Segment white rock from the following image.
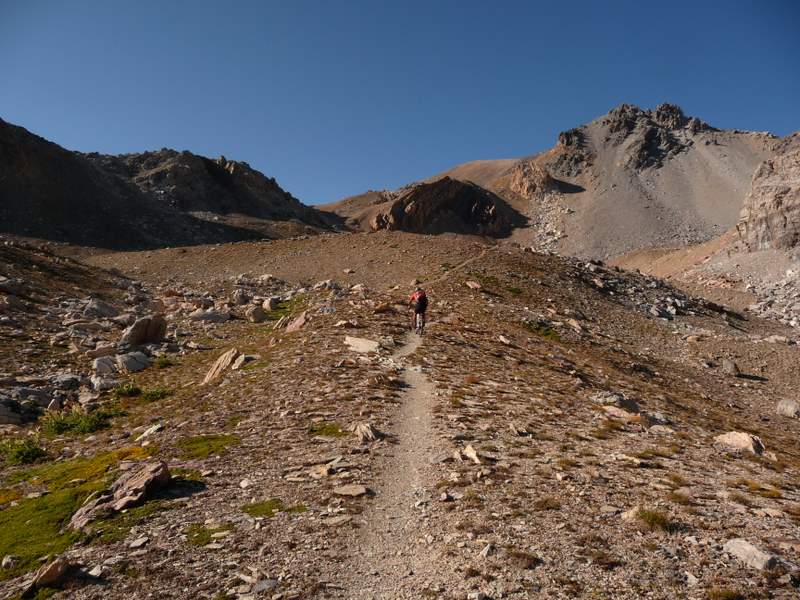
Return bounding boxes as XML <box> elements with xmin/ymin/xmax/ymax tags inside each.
<box><xmin>93</xmin><ymin>356</ymin><xmax>117</xmax><ymax>376</ymax></box>
<box><xmin>723</xmin><ymin>538</ymin><xmax>778</xmax><ymax>570</ymax></box>
<box><xmin>776</xmin><ymin>399</ymin><xmax>800</xmax><ymax>418</ymax></box>
<box><xmin>713</xmin><ymin>431</ymin><xmax>765</xmax><ymax>455</ymax></box>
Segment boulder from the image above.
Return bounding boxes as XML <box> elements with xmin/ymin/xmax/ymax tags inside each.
<box><xmin>202</xmin><ymin>348</ymin><xmax>240</xmax><ymax>384</ymax></box>
<box><xmin>90</xmin><ymin>375</ymin><xmax>118</xmax><ymax>391</ymax></box>
<box><xmin>32</xmin><ymin>556</ymin><xmax>70</xmax><ymax>588</ymax></box>
<box><xmin>723</xmin><ymin>538</ymin><xmax>779</xmax><ymax>571</ymax></box>
<box><xmin>263</xmin><ymin>297</ymin><xmax>280</xmax><ymax>311</ymax></box>
<box><xmin>244</xmin><ymin>305</ymin><xmax>267</xmax><ymax>323</ymax></box>
<box><xmin>232</xmin><ymin>289</ymin><xmax>250</xmax><ymax>305</ymax></box>
<box><xmin>92</xmin><ymin>356</ymin><xmax>117</xmax><ymax>376</ymax></box>
<box><xmin>120</xmin><ymin>314</ymin><xmax>166</xmax><ymax>346</ymax></box>
<box><xmin>116</xmin><ymin>351</ymin><xmax>150</xmax><ymax>373</ymax></box>
<box><xmin>69</xmin><ymin>461</ymin><xmax>171</xmax><ymax>530</ymax></box>
<box><xmin>714</xmin><ymin>431</ymin><xmax>765</xmax><ymax>455</ymax></box>
<box><xmin>776</xmin><ymin>399</ymin><xmax>800</xmax><ymax>418</ymax></box>
<box><xmin>285</xmin><ymin>311</ymin><xmax>308</xmax><ymax>333</ymax></box>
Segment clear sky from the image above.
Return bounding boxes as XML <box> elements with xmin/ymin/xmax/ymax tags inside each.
<box><xmin>1</xmin><ymin>1</ymin><xmax>798</xmax><ymax>203</ymax></box>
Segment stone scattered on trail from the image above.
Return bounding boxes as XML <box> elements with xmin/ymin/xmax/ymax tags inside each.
<box><xmin>713</xmin><ymin>431</ymin><xmax>765</xmax><ymax>455</ymax></box>
<box><xmin>498</xmin><ymin>335</ymin><xmax>512</xmax><ymax>345</ymax></box>
<box><xmin>333</xmin><ymin>484</ymin><xmax>369</xmax><ymax>497</ymax></box>
<box><xmin>344</xmin><ymin>336</ymin><xmax>380</xmax><ymax>354</ymax></box>
<box><xmin>116</xmin><ymin>351</ymin><xmax>150</xmax><ymax>373</ymax></box>
<box><xmin>202</xmin><ymin>348</ymin><xmax>240</xmax><ymax>384</ymax></box>
<box><xmin>722</xmin><ymin>358</ymin><xmax>741</xmax><ymax>377</ymax></box>
<box><xmin>120</xmin><ymin>314</ymin><xmax>166</xmax><ymax>347</ymax></box>
<box><xmin>343</xmin><ymin>268</ymin><xmax>355</xmax><ymax>274</ymax></box>
<box><xmin>135</xmin><ymin>423</ymin><xmax>163</xmax><ymax>442</ymax></box>
<box><xmin>463</xmin><ymin>444</ymin><xmax>481</xmax><ymax>465</ymax></box>
<box><xmin>324</xmin><ymin>515</ymin><xmax>352</xmax><ymax>527</ymax></box>
<box><xmin>590</xmin><ymin>390</ymin><xmax>641</xmax><ymax>413</ymax></box>
<box><xmin>69</xmin><ymin>461</ymin><xmax>171</xmax><ymax>530</ymax></box>
<box><xmin>723</xmin><ymin>538</ymin><xmax>779</xmax><ymax>570</ymax></box>
<box><xmin>351</xmin><ymin>422</ymin><xmax>382</xmax><ymax>444</ymax></box>
<box><xmin>232</xmin><ymin>353</ymin><xmax>259</xmax><ymax>370</ymax></box>
<box><xmin>285</xmin><ymin>311</ymin><xmax>309</xmax><ymax>333</ymax></box>
<box><xmin>309</xmin><ymin>464</ymin><xmax>334</xmax><ymax>479</ymax></box>
<box><xmin>334</xmin><ymin>319</ymin><xmax>359</xmax><ymax>328</ymax></box>
<box><xmin>244</xmin><ymin>304</ymin><xmax>267</xmax><ymax>323</ymax></box>
<box><xmin>776</xmin><ymin>399</ymin><xmax>800</xmax><ymax>418</ymax></box>
<box><xmin>465</xmin><ymin>281</ymin><xmax>482</xmax><ymax>290</ymax></box>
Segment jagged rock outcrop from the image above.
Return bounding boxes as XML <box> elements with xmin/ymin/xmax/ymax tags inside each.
<box><xmin>508</xmin><ymin>162</ymin><xmax>560</xmax><ymax>199</ymax></box>
<box><xmin>737</xmin><ymin>134</ymin><xmax>800</xmax><ymax>251</ymax></box>
<box><xmin>368</xmin><ymin>177</ymin><xmax>522</xmax><ymax>237</ymax></box>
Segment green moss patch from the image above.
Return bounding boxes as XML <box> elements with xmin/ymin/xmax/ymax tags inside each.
<box><xmin>265</xmin><ymin>294</ymin><xmax>307</xmax><ymax>321</ymax></box>
<box><xmin>523</xmin><ymin>321</ymin><xmax>561</xmax><ymax>342</ymax></box>
<box><xmin>0</xmin><ymin>446</ymin><xmax>156</xmax><ymax>581</ymax></box>
<box><xmin>93</xmin><ymin>501</ymin><xmax>167</xmax><ymax>544</ymax></box>
<box><xmin>176</xmin><ymin>434</ymin><xmax>240</xmax><ymax>460</ymax></box>
<box><xmin>184</xmin><ymin>522</ymin><xmax>233</xmax><ymax>546</ymax></box>
<box><xmin>242</xmin><ymin>498</ymin><xmax>307</xmax><ymax>518</ymax></box>
<box><xmin>308</xmin><ymin>422</ymin><xmax>345</xmax><ymax>437</ymax></box>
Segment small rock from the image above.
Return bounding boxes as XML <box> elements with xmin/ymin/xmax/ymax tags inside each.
<box><xmin>1</xmin><ymin>555</ymin><xmax>17</xmax><ymax>569</ymax></box>
<box><xmin>722</xmin><ymin>359</ymin><xmax>740</xmax><ymax>377</ymax></box>
<box><xmin>244</xmin><ymin>305</ymin><xmax>267</xmax><ymax>323</ymax></box>
<box><xmin>333</xmin><ymin>484</ymin><xmax>369</xmax><ymax>497</ymax></box>
<box><xmin>120</xmin><ymin>314</ymin><xmax>166</xmax><ymax>347</ymax></box>
<box><xmin>129</xmin><ymin>536</ymin><xmax>149</xmax><ymax>549</ymax></box>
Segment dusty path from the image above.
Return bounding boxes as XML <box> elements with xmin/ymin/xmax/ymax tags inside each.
<box><xmin>337</xmin><ymin>333</ymin><xmax>446</xmax><ymax>599</ymax></box>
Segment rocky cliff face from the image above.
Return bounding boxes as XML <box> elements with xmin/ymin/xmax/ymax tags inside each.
<box><xmin>737</xmin><ymin>134</ymin><xmax>800</xmax><ymax>251</ymax></box>
<box><xmin>0</xmin><ymin>118</ymin><xmax>332</xmax><ymax>249</ymax></box>
<box><xmin>369</xmin><ymin>177</ymin><xmax>522</xmax><ymax>237</ymax></box>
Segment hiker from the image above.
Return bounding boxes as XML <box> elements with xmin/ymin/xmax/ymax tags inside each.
<box><xmin>409</xmin><ymin>286</ymin><xmax>428</xmax><ymax>333</ymax></box>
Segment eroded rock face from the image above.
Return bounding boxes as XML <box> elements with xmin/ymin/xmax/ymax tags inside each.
<box><xmin>369</xmin><ymin>177</ymin><xmax>519</xmax><ymax>237</ymax></box>
<box><xmin>737</xmin><ymin>134</ymin><xmax>800</xmax><ymax>251</ymax></box>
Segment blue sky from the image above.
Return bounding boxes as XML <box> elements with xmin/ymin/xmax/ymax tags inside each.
<box><xmin>1</xmin><ymin>0</ymin><xmax>798</xmax><ymax>203</ymax></box>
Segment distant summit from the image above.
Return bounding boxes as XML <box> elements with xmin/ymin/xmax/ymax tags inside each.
<box><xmin>328</xmin><ymin>103</ymin><xmax>782</xmax><ymax>258</ymax></box>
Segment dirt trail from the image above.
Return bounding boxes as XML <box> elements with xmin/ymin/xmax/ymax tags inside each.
<box><xmin>338</xmin><ymin>333</ymin><xmax>446</xmax><ymax>599</ymax></box>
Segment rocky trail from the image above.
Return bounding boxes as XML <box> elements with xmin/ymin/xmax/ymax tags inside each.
<box><xmin>338</xmin><ymin>332</ymin><xmax>444</xmax><ymax>598</ymax></box>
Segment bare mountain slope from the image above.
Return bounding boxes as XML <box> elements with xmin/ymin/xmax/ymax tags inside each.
<box><xmin>0</xmin><ymin>118</ymin><xmax>335</xmax><ymax>250</ymax></box>
<box><xmin>327</xmin><ymin>104</ymin><xmax>780</xmax><ymax>258</ymax></box>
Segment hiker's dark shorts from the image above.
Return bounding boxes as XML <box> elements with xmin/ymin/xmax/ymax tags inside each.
<box><xmin>413</xmin><ymin>300</ymin><xmax>427</xmax><ymax>314</ymax></box>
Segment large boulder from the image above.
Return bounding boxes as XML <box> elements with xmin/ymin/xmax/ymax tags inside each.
<box><xmin>69</xmin><ymin>461</ymin><xmax>171</xmax><ymax>530</ymax></box>
<box><xmin>120</xmin><ymin>314</ymin><xmax>166</xmax><ymax>346</ymax></box>
<box><xmin>116</xmin><ymin>351</ymin><xmax>150</xmax><ymax>373</ymax></box>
